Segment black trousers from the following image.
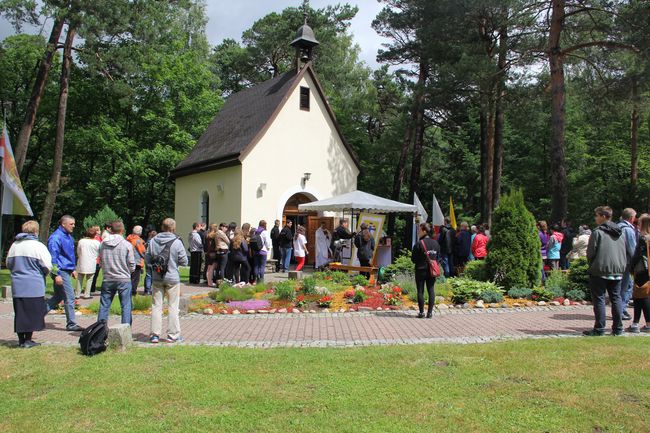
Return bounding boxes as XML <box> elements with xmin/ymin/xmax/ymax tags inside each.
<box><xmin>632</xmin><ymin>297</ymin><xmax>650</xmax><ymax>324</ymax></box>
<box><xmin>131</xmin><ymin>265</ymin><xmax>142</xmax><ymax>296</ymax></box>
<box><xmin>273</xmin><ymin>246</ymin><xmax>281</xmax><ymax>271</ymax></box>
<box><xmin>216</xmin><ymin>253</ymin><xmax>229</xmax><ymax>281</ymax></box>
<box><xmin>90</xmin><ymin>263</ymin><xmax>101</xmax><ymax>293</ymax></box>
<box><xmin>415</xmin><ymin>269</ymin><xmax>436</xmax><ymax>315</ymax></box>
<box><xmin>232</xmin><ymin>260</ymin><xmax>251</xmax><ymax>284</ymax></box>
<box><xmin>189</xmin><ymin>251</ymin><xmax>203</xmax><ymax>284</ymax></box>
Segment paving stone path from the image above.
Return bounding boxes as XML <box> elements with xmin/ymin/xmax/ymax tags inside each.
<box><xmin>1</xmin><ymin>294</ymin><xmax>645</xmax><ymax>347</ymax></box>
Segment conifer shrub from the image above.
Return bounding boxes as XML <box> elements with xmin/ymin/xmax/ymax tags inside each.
<box><xmin>567</xmin><ymin>257</ymin><xmax>590</xmax><ymax>300</ymax></box>
<box><xmin>486</xmin><ymin>190</ymin><xmax>542</xmax><ymax>290</ymax></box>
<box><xmin>83</xmin><ymin>205</ymin><xmax>121</xmax><ymax>230</ymax></box>
<box><xmin>507</xmin><ymin>287</ymin><xmax>533</xmax><ymax>299</ymax></box>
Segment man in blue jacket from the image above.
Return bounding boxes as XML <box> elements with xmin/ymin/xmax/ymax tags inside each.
<box><xmin>46</xmin><ymin>215</ymin><xmax>84</xmax><ymax>331</ymax></box>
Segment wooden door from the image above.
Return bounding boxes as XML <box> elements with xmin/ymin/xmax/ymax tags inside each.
<box><xmin>306</xmin><ymin>217</ymin><xmax>334</xmax><ymax>265</ymax></box>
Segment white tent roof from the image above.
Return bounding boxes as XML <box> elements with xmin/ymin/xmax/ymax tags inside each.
<box><xmin>298</xmin><ymin>190</ymin><xmax>418</xmax><ymax>214</ymax></box>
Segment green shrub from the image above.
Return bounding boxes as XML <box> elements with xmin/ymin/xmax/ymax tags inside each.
<box><xmin>565</xmin><ymin>289</ymin><xmax>587</xmax><ymax>301</ymax></box>
<box><xmin>486</xmin><ymin>190</ymin><xmax>542</xmax><ymax>290</ymax></box>
<box><xmin>531</xmin><ymin>287</ymin><xmax>554</xmax><ymax>302</ymax></box>
<box><xmin>312</xmin><ymin>270</ymin><xmax>351</xmax><ymax>286</ymax></box>
<box><xmin>351</xmin><ymin>274</ymin><xmax>369</xmax><ymax>287</ymax></box>
<box><xmin>544</xmin><ymin>270</ymin><xmax>569</xmax><ymax>296</ymax></box>
<box><xmin>448</xmin><ymin>278</ymin><xmax>501</xmax><ymax>304</ymax></box>
<box><xmin>382</xmin><ymin>250</ymin><xmax>414</xmax><ymax>281</ymax></box>
<box><xmin>353</xmin><ymin>289</ymin><xmax>367</xmax><ymax>304</ymax></box>
<box><xmin>507</xmin><ymin>287</ymin><xmax>533</xmax><ymax>299</ymax></box>
<box><xmin>302</xmin><ymin>277</ymin><xmax>317</xmax><ymax>295</ymax></box>
<box><xmin>253</xmin><ymin>283</ymin><xmax>268</xmax><ymax>293</ymax></box>
<box><xmin>479</xmin><ymin>289</ymin><xmax>504</xmax><ymax>304</ymax></box>
<box><xmin>462</xmin><ymin>260</ymin><xmax>491</xmax><ymax>282</ymax></box>
<box><xmin>274</xmin><ymin>280</ymin><xmax>297</xmax><ymax>301</ymax></box>
<box><xmin>132</xmin><ymin>295</ymin><xmax>152</xmax><ymax>311</ymax></box>
<box><xmin>567</xmin><ymin>257</ymin><xmax>590</xmax><ymax>300</ymax></box>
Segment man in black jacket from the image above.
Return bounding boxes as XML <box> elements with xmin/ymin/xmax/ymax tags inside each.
<box><xmin>331</xmin><ymin>218</ymin><xmax>355</xmax><ymax>262</ymax></box>
<box><xmin>560</xmin><ymin>220</ymin><xmax>574</xmax><ymax>270</ymax></box>
<box><xmin>270</xmin><ymin>220</ymin><xmax>281</xmax><ymax>272</ymax></box>
<box><xmin>279</xmin><ymin>220</ymin><xmax>293</xmax><ymax>272</ymax></box>
<box><xmin>437</xmin><ymin>217</ymin><xmax>456</xmax><ymax>277</ymax></box>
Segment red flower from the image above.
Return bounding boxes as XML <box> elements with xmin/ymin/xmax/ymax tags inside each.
<box><xmin>344</xmin><ymin>289</ymin><xmax>356</xmax><ymax>298</ymax></box>
<box><xmin>392</xmin><ymin>287</ymin><xmax>402</xmax><ymax>295</ymax></box>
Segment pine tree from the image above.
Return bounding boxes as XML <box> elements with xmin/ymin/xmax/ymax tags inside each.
<box><xmin>486</xmin><ymin>190</ymin><xmax>541</xmax><ymax>289</ymax></box>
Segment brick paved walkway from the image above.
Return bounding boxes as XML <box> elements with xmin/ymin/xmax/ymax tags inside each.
<box><xmin>1</xmin><ymin>299</ymin><xmax>645</xmax><ymax>347</ymax></box>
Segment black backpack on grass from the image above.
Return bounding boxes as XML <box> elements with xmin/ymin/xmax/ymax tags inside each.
<box><xmin>79</xmin><ymin>320</ymin><xmax>108</xmax><ymax>356</ymax></box>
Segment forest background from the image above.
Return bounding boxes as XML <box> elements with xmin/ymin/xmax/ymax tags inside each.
<box><xmin>0</xmin><ymin>0</ymin><xmax>649</xmax><ymax>250</ymax></box>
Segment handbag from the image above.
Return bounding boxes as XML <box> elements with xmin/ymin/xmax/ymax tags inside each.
<box><xmin>632</xmin><ymin>239</ymin><xmax>650</xmax><ymax>299</ymax></box>
<box><xmin>421</xmin><ymin>240</ymin><xmax>441</xmax><ymax>278</ymax></box>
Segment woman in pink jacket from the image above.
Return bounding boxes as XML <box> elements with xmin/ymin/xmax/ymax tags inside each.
<box><xmin>471</xmin><ymin>225</ymin><xmax>489</xmax><ymax>260</ymax></box>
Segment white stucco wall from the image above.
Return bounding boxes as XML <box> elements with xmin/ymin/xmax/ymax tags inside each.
<box><xmin>240</xmin><ymin>72</ymin><xmax>359</xmax><ymax>225</ymax></box>
<box><xmin>174</xmin><ymin>165</ymin><xmax>242</xmax><ymax>233</ymax></box>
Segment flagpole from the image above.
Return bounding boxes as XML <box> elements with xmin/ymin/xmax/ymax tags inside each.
<box><xmin>0</xmin><ymin>106</ymin><xmax>6</xmax><ymax>270</ymax></box>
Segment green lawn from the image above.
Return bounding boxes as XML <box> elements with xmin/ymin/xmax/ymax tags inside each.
<box><xmin>1</xmin><ymin>338</ymin><xmax>648</xmax><ymax>433</ymax></box>
<box><xmin>0</xmin><ymin>267</ymin><xmax>190</xmax><ymax>295</ymax></box>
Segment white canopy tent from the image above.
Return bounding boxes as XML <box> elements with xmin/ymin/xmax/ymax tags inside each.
<box><xmin>298</xmin><ymin>190</ymin><xmax>418</xmax><ymax>214</ymax></box>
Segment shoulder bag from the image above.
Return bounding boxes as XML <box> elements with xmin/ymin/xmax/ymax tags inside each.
<box><xmin>420</xmin><ymin>240</ymin><xmax>441</xmax><ymax>278</ymax></box>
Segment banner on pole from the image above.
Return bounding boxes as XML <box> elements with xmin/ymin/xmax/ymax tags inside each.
<box><xmin>431</xmin><ymin>194</ymin><xmax>444</xmax><ymax>226</ymax></box>
<box><xmin>1</xmin><ymin>126</ymin><xmax>33</xmax><ymax>216</ymax></box>
<box><xmin>449</xmin><ymin>196</ymin><xmax>457</xmax><ymax>230</ymax></box>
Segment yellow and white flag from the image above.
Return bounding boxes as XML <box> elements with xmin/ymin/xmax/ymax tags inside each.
<box><xmin>1</xmin><ymin>126</ymin><xmax>33</xmax><ymax>216</ymax></box>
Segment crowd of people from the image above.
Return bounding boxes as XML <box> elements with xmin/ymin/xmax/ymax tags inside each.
<box><xmin>6</xmin><ymin>205</ymin><xmax>649</xmax><ymax>347</ymax></box>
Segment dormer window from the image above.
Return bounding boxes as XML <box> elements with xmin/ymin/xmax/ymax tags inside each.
<box><xmin>300</xmin><ymin>86</ymin><xmax>310</xmax><ymax>111</ymax></box>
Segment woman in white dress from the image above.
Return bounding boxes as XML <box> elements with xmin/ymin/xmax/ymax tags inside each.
<box><xmin>76</xmin><ymin>228</ymin><xmax>101</xmax><ymax>299</ymax></box>
<box><xmin>315</xmin><ymin>223</ymin><xmax>331</xmax><ymax>270</ymax></box>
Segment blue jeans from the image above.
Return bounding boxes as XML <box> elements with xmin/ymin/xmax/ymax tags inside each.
<box><xmin>47</xmin><ymin>270</ymin><xmax>77</xmax><ymax>328</ymax></box>
<box><xmin>589</xmin><ymin>276</ymin><xmax>623</xmax><ymax>333</ymax></box>
<box><xmin>253</xmin><ymin>254</ymin><xmax>267</xmax><ymax>281</ymax></box>
<box><xmin>98</xmin><ymin>281</ymin><xmax>132</xmax><ymax>325</ymax></box>
<box><xmin>280</xmin><ymin>247</ymin><xmax>292</xmax><ymax>272</ymax></box>
<box><xmin>144</xmin><ymin>265</ymin><xmax>153</xmax><ymax>294</ymax></box>
<box><xmin>620</xmin><ymin>271</ymin><xmax>633</xmax><ymax>314</ymax></box>
<box><xmin>440</xmin><ymin>254</ymin><xmax>454</xmax><ymax>278</ymax></box>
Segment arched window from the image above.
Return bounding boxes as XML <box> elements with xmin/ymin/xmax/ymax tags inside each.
<box><xmin>201</xmin><ymin>191</ymin><xmax>209</xmax><ymax>225</ymax></box>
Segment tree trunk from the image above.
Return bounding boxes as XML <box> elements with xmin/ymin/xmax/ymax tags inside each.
<box><xmin>39</xmin><ymin>26</ymin><xmax>75</xmax><ymax>242</ymax></box>
<box><xmin>480</xmin><ymin>109</ymin><xmax>488</xmax><ymax>221</ymax></box>
<box><xmin>630</xmin><ymin>78</ymin><xmax>639</xmax><ymax>194</ymax></box>
<box><xmin>485</xmin><ymin>104</ymin><xmax>495</xmax><ymax>226</ymax></box>
<box><xmin>548</xmin><ymin>0</ymin><xmax>568</xmax><ymax>223</ymax></box>
<box><xmin>387</xmin><ymin>62</ymin><xmax>425</xmax><ymax>237</ymax></box>
<box><xmin>493</xmin><ymin>19</ymin><xmax>508</xmax><ymax>211</ymax></box>
<box><xmin>404</xmin><ymin>61</ymin><xmax>428</xmax><ymax>248</ymax></box>
<box><xmin>15</xmin><ymin>19</ymin><xmax>65</xmax><ymax>174</ymax></box>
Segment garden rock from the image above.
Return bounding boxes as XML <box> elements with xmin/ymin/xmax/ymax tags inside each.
<box><xmin>338</xmin><ymin>308</ymin><xmax>346</xmax><ymax>313</ymax></box>
<box><xmin>107</xmin><ymin>323</ymin><xmax>132</xmax><ymax>351</ymax></box>
<box><xmin>203</xmin><ymin>308</ymin><xmax>214</xmax><ymax>315</ymax></box>
<box><xmin>525</xmin><ymin>302</ymin><xmax>534</xmax><ymax>307</ymax></box>
<box><xmin>537</xmin><ymin>301</ymin><xmax>546</xmax><ymax>306</ymax></box>
<box><xmin>257</xmin><ymin>310</ymin><xmax>268</xmax><ymax>314</ymax></box>
<box><xmin>513</xmin><ymin>303</ymin><xmax>521</xmax><ymax>308</ymax></box>
<box><xmin>246</xmin><ymin>310</ymin><xmax>256</xmax><ymax>314</ymax></box>
<box><xmin>489</xmin><ymin>303</ymin><xmax>501</xmax><ymax>308</ymax></box>
<box><xmin>550</xmin><ymin>301</ymin><xmax>561</xmax><ymax>306</ymax></box>
<box><xmin>437</xmin><ymin>304</ymin><xmax>448</xmax><ymax>310</ymax></box>
<box><xmin>232</xmin><ymin>310</ymin><xmax>241</xmax><ymax>315</ymax></box>
<box><xmin>322</xmin><ymin>308</ymin><xmax>329</xmax><ymax>313</ymax></box>
<box><xmin>475</xmin><ymin>300</ymin><xmax>485</xmax><ymax>308</ymax></box>
<box><xmin>563</xmin><ymin>299</ymin><xmax>571</xmax><ymax>306</ymax></box>
<box><xmin>462</xmin><ymin>303</ymin><xmax>471</xmax><ymax>309</ymax></box>
<box><xmin>278</xmin><ymin>308</ymin><xmax>287</xmax><ymax>314</ymax></box>
<box><xmin>309</xmin><ymin>310</ymin><xmax>316</xmax><ymax>314</ymax></box>
<box><xmin>435</xmin><ymin>296</ymin><xmax>445</xmax><ymax>304</ymax></box>
<box><xmin>376</xmin><ymin>307</ymin><xmax>383</xmax><ymax>311</ymax></box>
<box><xmin>269</xmin><ymin>309</ymin><xmax>277</xmax><ymax>314</ymax></box>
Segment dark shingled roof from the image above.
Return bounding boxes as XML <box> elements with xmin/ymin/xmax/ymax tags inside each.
<box><xmin>171</xmin><ymin>69</ymin><xmax>298</xmax><ymax>177</ymax></box>
<box><xmin>170</xmin><ymin>64</ymin><xmax>360</xmax><ymax>179</ymax></box>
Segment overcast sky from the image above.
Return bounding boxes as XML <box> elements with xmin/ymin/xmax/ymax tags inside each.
<box><xmin>0</xmin><ymin>1</ymin><xmax>388</xmax><ymax>69</ymax></box>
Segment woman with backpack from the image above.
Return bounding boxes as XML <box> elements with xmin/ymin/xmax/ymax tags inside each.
<box><xmin>411</xmin><ymin>223</ymin><xmax>441</xmax><ymax>319</ymax></box>
<box><xmin>293</xmin><ymin>225</ymin><xmax>308</xmax><ymax>271</ymax></box>
<box><xmin>628</xmin><ymin>213</ymin><xmax>650</xmax><ymax>333</ymax></box>
<box><xmin>252</xmin><ymin>220</ymin><xmax>273</xmax><ymax>283</ymax></box>
<box><xmin>229</xmin><ymin>229</ymin><xmax>251</xmax><ymax>284</ymax></box>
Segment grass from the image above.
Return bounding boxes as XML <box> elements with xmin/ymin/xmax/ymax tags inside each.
<box><xmin>0</xmin><ymin>266</ymin><xmax>190</xmax><ymax>295</ymax></box>
<box><xmin>0</xmin><ymin>338</ymin><xmax>648</xmax><ymax>432</ymax></box>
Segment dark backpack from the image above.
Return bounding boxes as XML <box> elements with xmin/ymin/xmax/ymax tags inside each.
<box><xmin>250</xmin><ymin>233</ymin><xmax>263</xmax><ymax>252</ymax></box>
<box><xmin>150</xmin><ymin>236</ymin><xmax>180</xmax><ymax>278</ymax></box>
<box><xmin>79</xmin><ymin>320</ymin><xmax>108</xmax><ymax>356</ymax></box>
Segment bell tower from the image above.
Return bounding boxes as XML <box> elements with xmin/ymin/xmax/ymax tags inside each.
<box><xmin>290</xmin><ymin>0</ymin><xmax>319</xmax><ymax>70</ymax></box>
